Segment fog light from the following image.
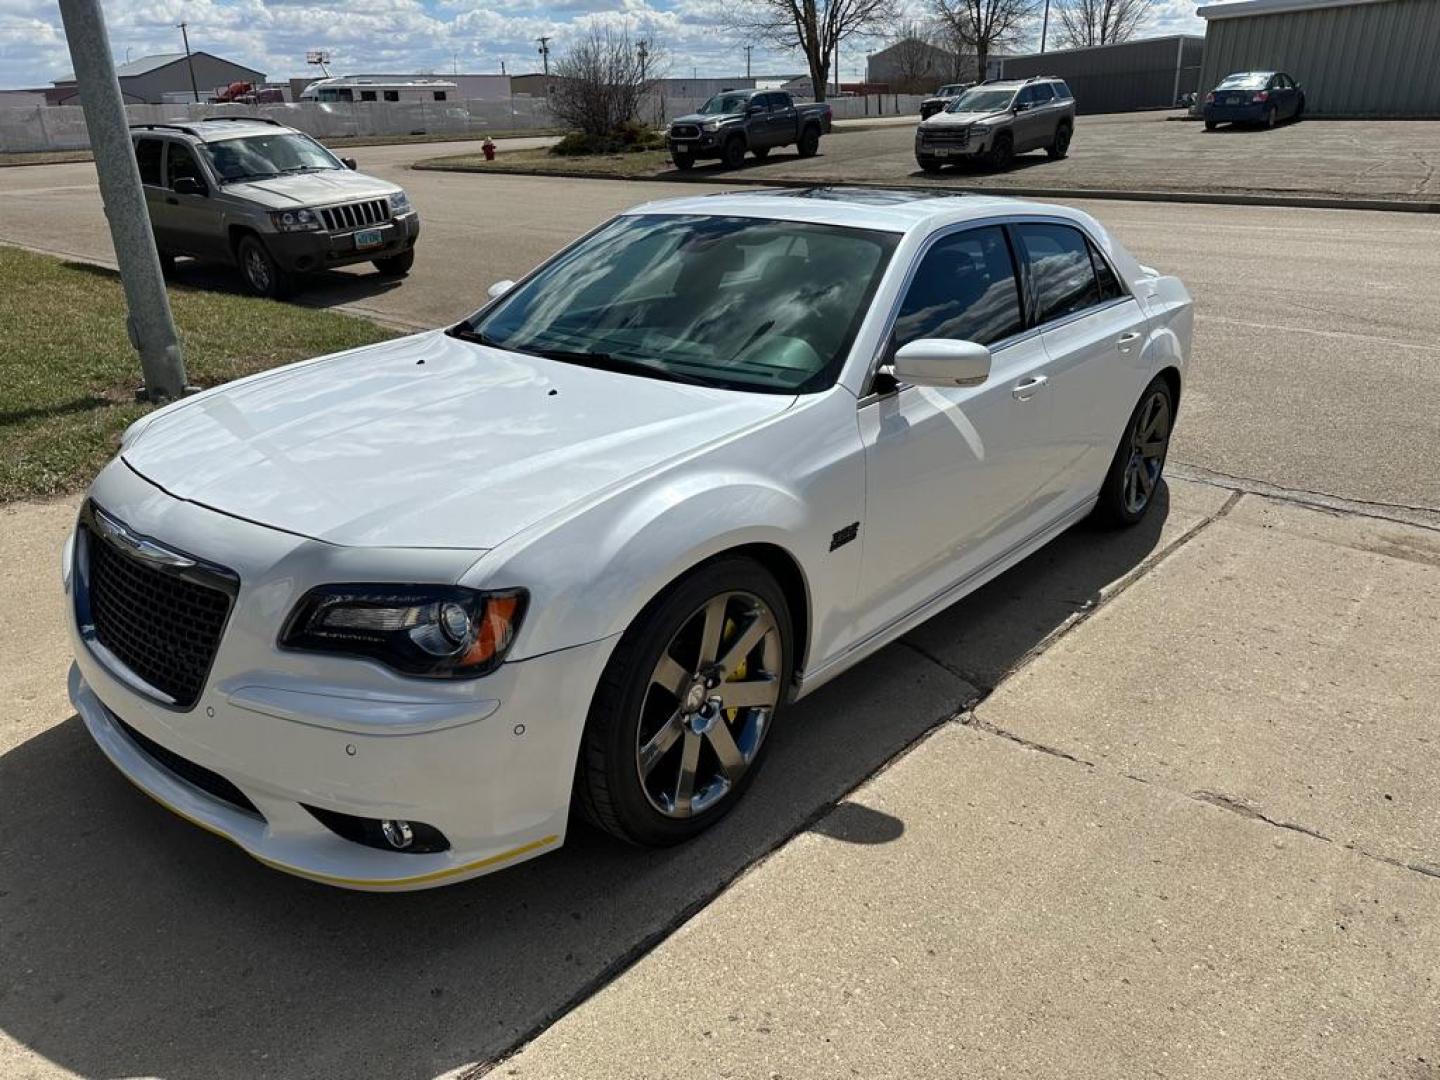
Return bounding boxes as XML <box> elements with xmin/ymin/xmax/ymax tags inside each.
<box><xmin>381</xmin><ymin>819</ymin><xmax>414</xmax><ymax>849</ymax></box>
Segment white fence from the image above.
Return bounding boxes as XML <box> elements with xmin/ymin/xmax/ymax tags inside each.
<box><xmin>1</xmin><ymin>93</ymin><xmax>927</xmax><ymax>154</ymax></box>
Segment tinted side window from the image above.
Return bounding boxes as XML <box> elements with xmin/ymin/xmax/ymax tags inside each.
<box><xmin>772</xmin><ymin>92</ymin><xmax>792</xmax><ymax>109</ymax></box>
<box><xmin>894</xmin><ymin>226</ymin><xmax>1024</xmax><ymax>349</ymax></box>
<box><xmin>134</xmin><ymin>138</ymin><xmax>162</xmax><ymax>185</ymax></box>
<box><xmin>1053</xmin><ymin>81</ymin><xmax>1073</xmax><ymax>100</ymax></box>
<box><xmin>360</xmin><ymin>90</ymin><xmax>376</xmax><ymax>101</ymax></box>
<box><xmin>433</xmin><ymin>90</ymin><xmax>446</xmax><ymax>101</ymax></box>
<box><xmin>1015</xmin><ymin>222</ymin><xmax>1100</xmax><ymax>323</ymax></box>
<box><xmin>1032</xmin><ymin>83</ymin><xmax>1055</xmax><ymax>102</ymax></box>
<box><xmin>383</xmin><ymin>90</ymin><xmax>399</xmax><ymax>102</ymax></box>
<box><xmin>165</xmin><ymin>142</ymin><xmax>202</xmax><ymax>188</ymax></box>
<box><xmin>1088</xmin><ymin>240</ymin><xmax>1124</xmax><ymax>301</ymax></box>
<box><xmin>1016</xmin><ymin>86</ymin><xmax>1036</xmax><ymax>105</ymax></box>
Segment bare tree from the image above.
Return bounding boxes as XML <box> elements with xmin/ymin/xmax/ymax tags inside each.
<box><xmin>880</xmin><ymin>19</ymin><xmax>947</xmax><ymax>93</ymax></box>
<box><xmin>549</xmin><ymin>27</ymin><xmax>662</xmax><ymax>136</ymax></box>
<box><xmin>1054</xmin><ymin>0</ymin><xmax>1150</xmax><ymax>46</ymax></box>
<box><xmin>930</xmin><ymin>0</ymin><xmax>1038</xmax><ymax>82</ymax></box>
<box><xmin>732</xmin><ymin>0</ymin><xmax>896</xmax><ymax>101</ymax></box>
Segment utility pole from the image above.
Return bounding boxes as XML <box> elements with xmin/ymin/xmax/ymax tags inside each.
<box><xmin>176</xmin><ymin>21</ymin><xmax>200</xmax><ymax>103</ymax></box>
<box><xmin>536</xmin><ymin>35</ymin><xmax>551</xmax><ymax>90</ymax></box>
<box><xmin>637</xmin><ymin>40</ymin><xmax>648</xmax><ymax>83</ymax></box>
<box><xmin>744</xmin><ymin>45</ymin><xmax>752</xmax><ymax>79</ymax></box>
<box><xmin>59</xmin><ymin>0</ymin><xmax>188</xmax><ymax>401</ymax></box>
<box><xmin>1040</xmin><ymin>0</ymin><xmax>1051</xmax><ymax>52</ymax></box>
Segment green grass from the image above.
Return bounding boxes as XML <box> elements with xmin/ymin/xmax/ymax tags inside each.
<box><xmin>416</xmin><ymin>146</ymin><xmax>672</xmax><ymax>178</ymax></box>
<box><xmin>0</xmin><ymin>245</ymin><xmax>395</xmax><ymax>504</ymax></box>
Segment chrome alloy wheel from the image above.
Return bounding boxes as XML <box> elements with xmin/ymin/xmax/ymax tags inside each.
<box><xmin>635</xmin><ymin>591</ymin><xmax>782</xmax><ymax>818</ymax></box>
<box><xmin>1122</xmin><ymin>389</ymin><xmax>1171</xmax><ymax>515</ymax></box>
<box><xmin>244</xmin><ymin>246</ymin><xmax>272</xmax><ymax>293</ymax></box>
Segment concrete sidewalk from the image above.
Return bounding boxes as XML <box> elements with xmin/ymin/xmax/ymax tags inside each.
<box><xmin>500</xmin><ymin>492</ymin><xmax>1440</xmax><ymax>1080</ymax></box>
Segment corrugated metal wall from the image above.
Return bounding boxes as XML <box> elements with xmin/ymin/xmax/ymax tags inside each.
<box><xmin>1199</xmin><ymin>0</ymin><xmax>1440</xmax><ymax>116</ymax></box>
<box><xmin>993</xmin><ymin>36</ymin><xmax>1205</xmax><ymax>113</ymax></box>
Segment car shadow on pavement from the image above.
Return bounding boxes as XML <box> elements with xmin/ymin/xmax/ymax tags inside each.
<box><xmin>164</xmin><ymin>258</ymin><xmax>410</xmax><ymax>313</ymax></box>
<box><xmin>0</xmin><ymin>486</ymin><xmax>1169</xmax><ymax>1080</ymax></box>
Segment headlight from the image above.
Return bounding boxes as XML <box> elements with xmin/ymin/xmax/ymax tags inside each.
<box><xmin>702</xmin><ymin>119</ymin><xmax>722</xmax><ymax>132</ymax></box>
<box><xmin>269</xmin><ymin>208</ymin><xmax>322</xmax><ymax>233</ymax></box>
<box><xmin>389</xmin><ymin>190</ymin><xmax>412</xmax><ymax>214</ymax></box>
<box><xmin>280</xmin><ymin>584</ymin><xmax>527</xmax><ymax>678</ymax></box>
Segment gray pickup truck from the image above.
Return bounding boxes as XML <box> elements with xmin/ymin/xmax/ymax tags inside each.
<box><xmin>667</xmin><ymin>90</ymin><xmax>832</xmax><ymax>170</ymax></box>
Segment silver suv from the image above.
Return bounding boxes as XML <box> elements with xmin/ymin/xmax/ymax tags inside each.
<box><xmin>915</xmin><ymin>77</ymin><xmax>1075</xmax><ymax>173</ymax></box>
<box><xmin>129</xmin><ymin>117</ymin><xmax>420</xmax><ymax>298</ymax></box>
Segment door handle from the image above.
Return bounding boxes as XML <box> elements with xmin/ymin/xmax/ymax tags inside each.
<box><xmin>1012</xmin><ymin>374</ymin><xmax>1048</xmax><ymax>401</ymax></box>
<box><xmin>1116</xmin><ymin>331</ymin><xmax>1141</xmax><ymax>351</ymax></box>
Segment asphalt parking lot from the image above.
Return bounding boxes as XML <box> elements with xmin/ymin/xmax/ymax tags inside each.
<box><xmin>2</xmin><ymin>138</ymin><xmax>1439</xmax><ymax>1079</ymax></box>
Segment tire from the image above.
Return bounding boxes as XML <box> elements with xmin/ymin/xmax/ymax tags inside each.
<box><xmin>1293</xmin><ymin>97</ymin><xmax>1305</xmax><ymax>122</ymax></box>
<box><xmin>157</xmin><ymin>250</ymin><xmax>176</xmax><ymax>278</ymax></box>
<box><xmin>751</xmin><ymin>146</ymin><xmax>771</xmax><ymax>161</ymax></box>
<box><xmin>722</xmin><ymin>137</ymin><xmax>746</xmax><ymax>169</ymax></box>
<box><xmin>797</xmin><ymin>126</ymin><xmax>820</xmax><ymax>158</ymax></box>
<box><xmin>1204</xmin><ymin>119</ymin><xmax>1217</xmax><ymax>131</ymax></box>
<box><xmin>672</xmin><ymin>151</ymin><xmax>695</xmax><ymax>171</ymax></box>
<box><xmin>918</xmin><ymin>157</ymin><xmax>943</xmax><ymax>174</ymax></box>
<box><xmin>373</xmin><ymin>248</ymin><xmax>414</xmax><ymax>277</ymax></box>
<box><xmin>575</xmin><ymin>557</ymin><xmax>793</xmax><ymax>847</ymax></box>
<box><xmin>985</xmin><ymin>133</ymin><xmax>1014</xmax><ymax>171</ymax></box>
<box><xmin>1264</xmin><ymin>107</ymin><xmax>1277</xmax><ymax>129</ymax></box>
<box><xmin>1093</xmin><ymin>375</ymin><xmax>1175</xmax><ymax>528</ymax></box>
<box><xmin>1046</xmin><ymin>122</ymin><xmax>1072</xmax><ymax>160</ymax></box>
<box><xmin>237</xmin><ymin>234</ymin><xmax>295</xmax><ymax>300</ymax></box>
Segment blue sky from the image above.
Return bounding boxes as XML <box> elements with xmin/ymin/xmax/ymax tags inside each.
<box><xmin>0</xmin><ymin>0</ymin><xmax>1205</xmax><ymax>91</ymax></box>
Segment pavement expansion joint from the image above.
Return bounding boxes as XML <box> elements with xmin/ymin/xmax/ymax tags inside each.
<box><xmin>1170</xmin><ymin>462</ymin><xmax>1440</xmax><ymax>531</ymax></box>
<box><xmin>959</xmin><ymin>712</ymin><xmax>1096</xmax><ymax>767</ymax></box>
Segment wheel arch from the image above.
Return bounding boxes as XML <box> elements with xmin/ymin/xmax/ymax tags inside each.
<box><xmin>1156</xmin><ymin>364</ymin><xmax>1182</xmax><ymax>414</ymax></box>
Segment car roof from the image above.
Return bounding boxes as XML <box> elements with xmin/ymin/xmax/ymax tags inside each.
<box><xmin>623</xmin><ymin>186</ymin><xmax>1090</xmax><ymax>235</ymax></box>
<box><xmin>129</xmin><ymin>118</ymin><xmax>296</xmax><ymax>142</ymax></box>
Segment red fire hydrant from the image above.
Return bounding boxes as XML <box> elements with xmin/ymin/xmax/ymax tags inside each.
<box><xmin>482</xmin><ymin>138</ymin><xmax>497</xmax><ymax>161</ymax></box>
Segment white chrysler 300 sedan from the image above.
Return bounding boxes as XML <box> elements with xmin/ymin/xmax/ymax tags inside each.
<box><xmin>64</xmin><ymin>188</ymin><xmax>1191</xmax><ymax>890</ymax></box>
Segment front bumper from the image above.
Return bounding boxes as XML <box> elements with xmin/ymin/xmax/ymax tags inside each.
<box><xmin>1204</xmin><ymin>103</ymin><xmax>1268</xmax><ymax>123</ymax></box>
<box><xmin>267</xmin><ymin>211</ymin><xmax>420</xmax><ymax>274</ymax></box>
<box><xmin>667</xmin><ymin>131</ymin><xmax>726</xmax><ymax>159</ymax></box>
<box><xmin>63</xmin><ymin>464</ymin><xmax>615</xmax><ymax>891</ymax></box>
<box><xmin>915</xmin><ymin>129</ymin><xmax>991</xmax><ymax>161</ymax></box>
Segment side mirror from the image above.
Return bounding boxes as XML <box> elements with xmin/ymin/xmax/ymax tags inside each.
<box><xmin>892</xmin><ymin>338</ymin><xmax>991</xmax><ymax>388</ymax></box>
<box><xmin>172</xmin><ymin>176</ymin><xmax>206</xmax><ymax>197</ymax></box>
<box><xmin>1013</xmin><ymin>100</ymin><xmax>1031</xmax><ymax>112</ymax></box>
<box><xmin>487</xmin><ymin>279</ymin><xmax>515</xmax><ymax>300</ymax></box>
<box><xmin>341</xmin><ymin>157</ymin><xmax>357</xmax><ymax>170</ymax></box>
<box><xmin>747</xmin><ymin>104</ymin><xmax>765</xmax><ymax>115</ymax></box>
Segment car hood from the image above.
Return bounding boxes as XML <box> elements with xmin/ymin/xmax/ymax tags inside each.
<box><xmin>921</xmin><ymin>109</ymin><xmax>1008</xmax><ymax>128</ymax></box>
<box><xmin>222</xmin><ymin>169</ymin><xmax>399</xmax><ymax>209</ymax></box>
<box><xmin>121</xmin><ymin>331</ymin><xmax>794</xmax><ymax>550</ymax></box>
<box><xmin>670</xmin><ymin>112</ymin><xmax>742</xmax><ymax>126</ymax></box>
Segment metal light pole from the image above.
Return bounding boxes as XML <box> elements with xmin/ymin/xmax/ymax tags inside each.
<box><xmin>177</xmin><ymin>21</ymin><xmax>200</xmax><ymax>102</ymax></box>
<box><xmin>637</xmin><ymin>40</ymin><xmax>648</xmax><ymax>83</ymax></box>
<box><xmin>59</xmin><ymin>0</ymin><xmax>188</xmax><ymax>401</ymax></box>
<box><xmin>537</xmin><ymin>35</ymin><xmax>551</xmax><ymax>92</ymax></box>
<box><xmin>1040</xmin><ymin>0</ymin><xmax>1051</xmax><ymax>52</ymax></box>
<box><xmin>744</xmin><ymin>45</ymin><xmax>752</xmax><ymax>79</ymax></box>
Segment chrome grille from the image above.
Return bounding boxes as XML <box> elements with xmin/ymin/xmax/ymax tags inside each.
<box><xmin>921</xmin><ymin>126</ymin><xmax>970</xmax><ymax>146</ymax></box>
<box><xmin>79</xmin><ymin>506</ymin><xmax>236</xmax><ymax>709</ymax></box>
<box><xmin>318</xmin><ymin>199</ymin><xmax>391</xmax><ymax>232</ymax></box>
<box><xmin>671</xmin><ymin>124</ymin><xmax>700</xmax><ymax>139</ymax></box>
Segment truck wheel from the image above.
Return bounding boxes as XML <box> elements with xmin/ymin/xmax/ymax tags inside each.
<box><xmin>751</xmin><ymin>146</ymin><xmax>771</xmax><ymax>161</ymax></box>
<box><xmin>672</xmin><ymin>151</ymin><xmax>695</xmax><ymax>171</ymax></box>
<box><xmin>722</xmin><ymin>137</ymin><xmax>746</xmax><ymax>169</ymax></box>
<box><xmin>984</xmin><ymin>133</ymin><xmax>1014</xmax><ymax>171</ymax></box>
<box><xmin>237</xmin><ymin>235</ymin><xmax>295</xmax><ymax>300</ymax></box>
<box><xmin>157</xmin><ymin>251</ymin><xmax>176</xmax><ymax>278</ymax></box>
<box><xmin>918</xmin><ymin>157</ymin><xmax>943</xmax><ymax>174</ymax></box>
<box><xmin>797</xmin><ymin>126</ymin><xmax>820</xmax><ymax>158</ymax></box>
<box><xmin>1046</xmin><ymin>123</ymin><xmax>1072</xmax><ymax>159</ymax></box>
<box><xmin>1204</xmin><ymin>119</ymin><xmax>1217</xmax><ymax>131</ymax></box>
<box><xmin>373</xmin><ymin>248</ymin><xmax>414</xmax><ymax>277</ymax></box>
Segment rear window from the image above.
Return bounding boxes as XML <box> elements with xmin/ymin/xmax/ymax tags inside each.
<box><xmin>1051</xmin><ymin>81</ymin><xmax>1073</xmax><ymax>100</ymax></box>
<box><xmin>1218</xmin><ymin>73</ymin><xmax>1269</xmax><ymax>89</ymax></box>
<box><xmin>134</xmin><ymin>138</ymin><xmax>162</xmax><ymax>185</ymax></box>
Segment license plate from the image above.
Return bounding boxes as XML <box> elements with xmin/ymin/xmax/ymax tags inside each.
<box><xmin>354</xmin><ymin>227</ymin><xmax>384</xmax><ymax>250</ymax></box>
<box><xmin>932</xmin><ymin>148</ymin><xmax>952</xmax><ymax>158</ymax></box>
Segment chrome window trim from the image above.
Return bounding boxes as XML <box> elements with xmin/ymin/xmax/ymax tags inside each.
<box><xmin>858</xmin><ymin>213</ymin><xmax>1133</xmax><ymax>401</ymax></box>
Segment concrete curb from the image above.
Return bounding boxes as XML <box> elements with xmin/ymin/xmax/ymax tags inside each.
<box><xmin>412</xmin><ymin>160</ymin><xmax>1440</xmax><ymax>214</ymax></box>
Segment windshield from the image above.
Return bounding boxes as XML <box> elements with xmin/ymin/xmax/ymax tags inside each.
<box><xmin>199</xmin><ymin>132</ymin><xmax>343</xmax><ymax>182</ymax></box>
<box><xmin>937</xmin><ymin>85</ymin><xmax>964</xmax><ymax>96</ymax></box>
<box><xmin>698</xmin><ymin>93</ymin><xmax>754</xmax><ymax>115</ymax></box>
<box><xmin>461</xmin><ymin>214</ymin><xmax>899</xmax><ymax>394</ymax></box>
<box><xmin>948</xmin><ymin>88</ymin><xmax>1015</xmax><ymax>114</ymax></box>
<box><xmin>1217</xmin><ymin>73</ymin><xmax>1270</xmax><ymax>89</ymax></box>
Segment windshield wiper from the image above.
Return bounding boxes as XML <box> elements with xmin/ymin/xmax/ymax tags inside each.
<box><xmin>219</xmin><ymin>171</ymin><xmax>281</xmax><ymax>183</ymax></box>
<box><xmin>529</xmin><ymin>348</ymin><xmax>719</xmax><ymax>388</ymax></box>
<box><xmin>446</xmin><ymin>325</ymin><xmax>503</xmax><ymax>347</ymax></box>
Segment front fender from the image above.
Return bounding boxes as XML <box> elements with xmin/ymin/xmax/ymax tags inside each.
<box><xmin>464</xmin><ymin>472</ymin><xmax>816</xmax><ymax>662</ymax></box>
